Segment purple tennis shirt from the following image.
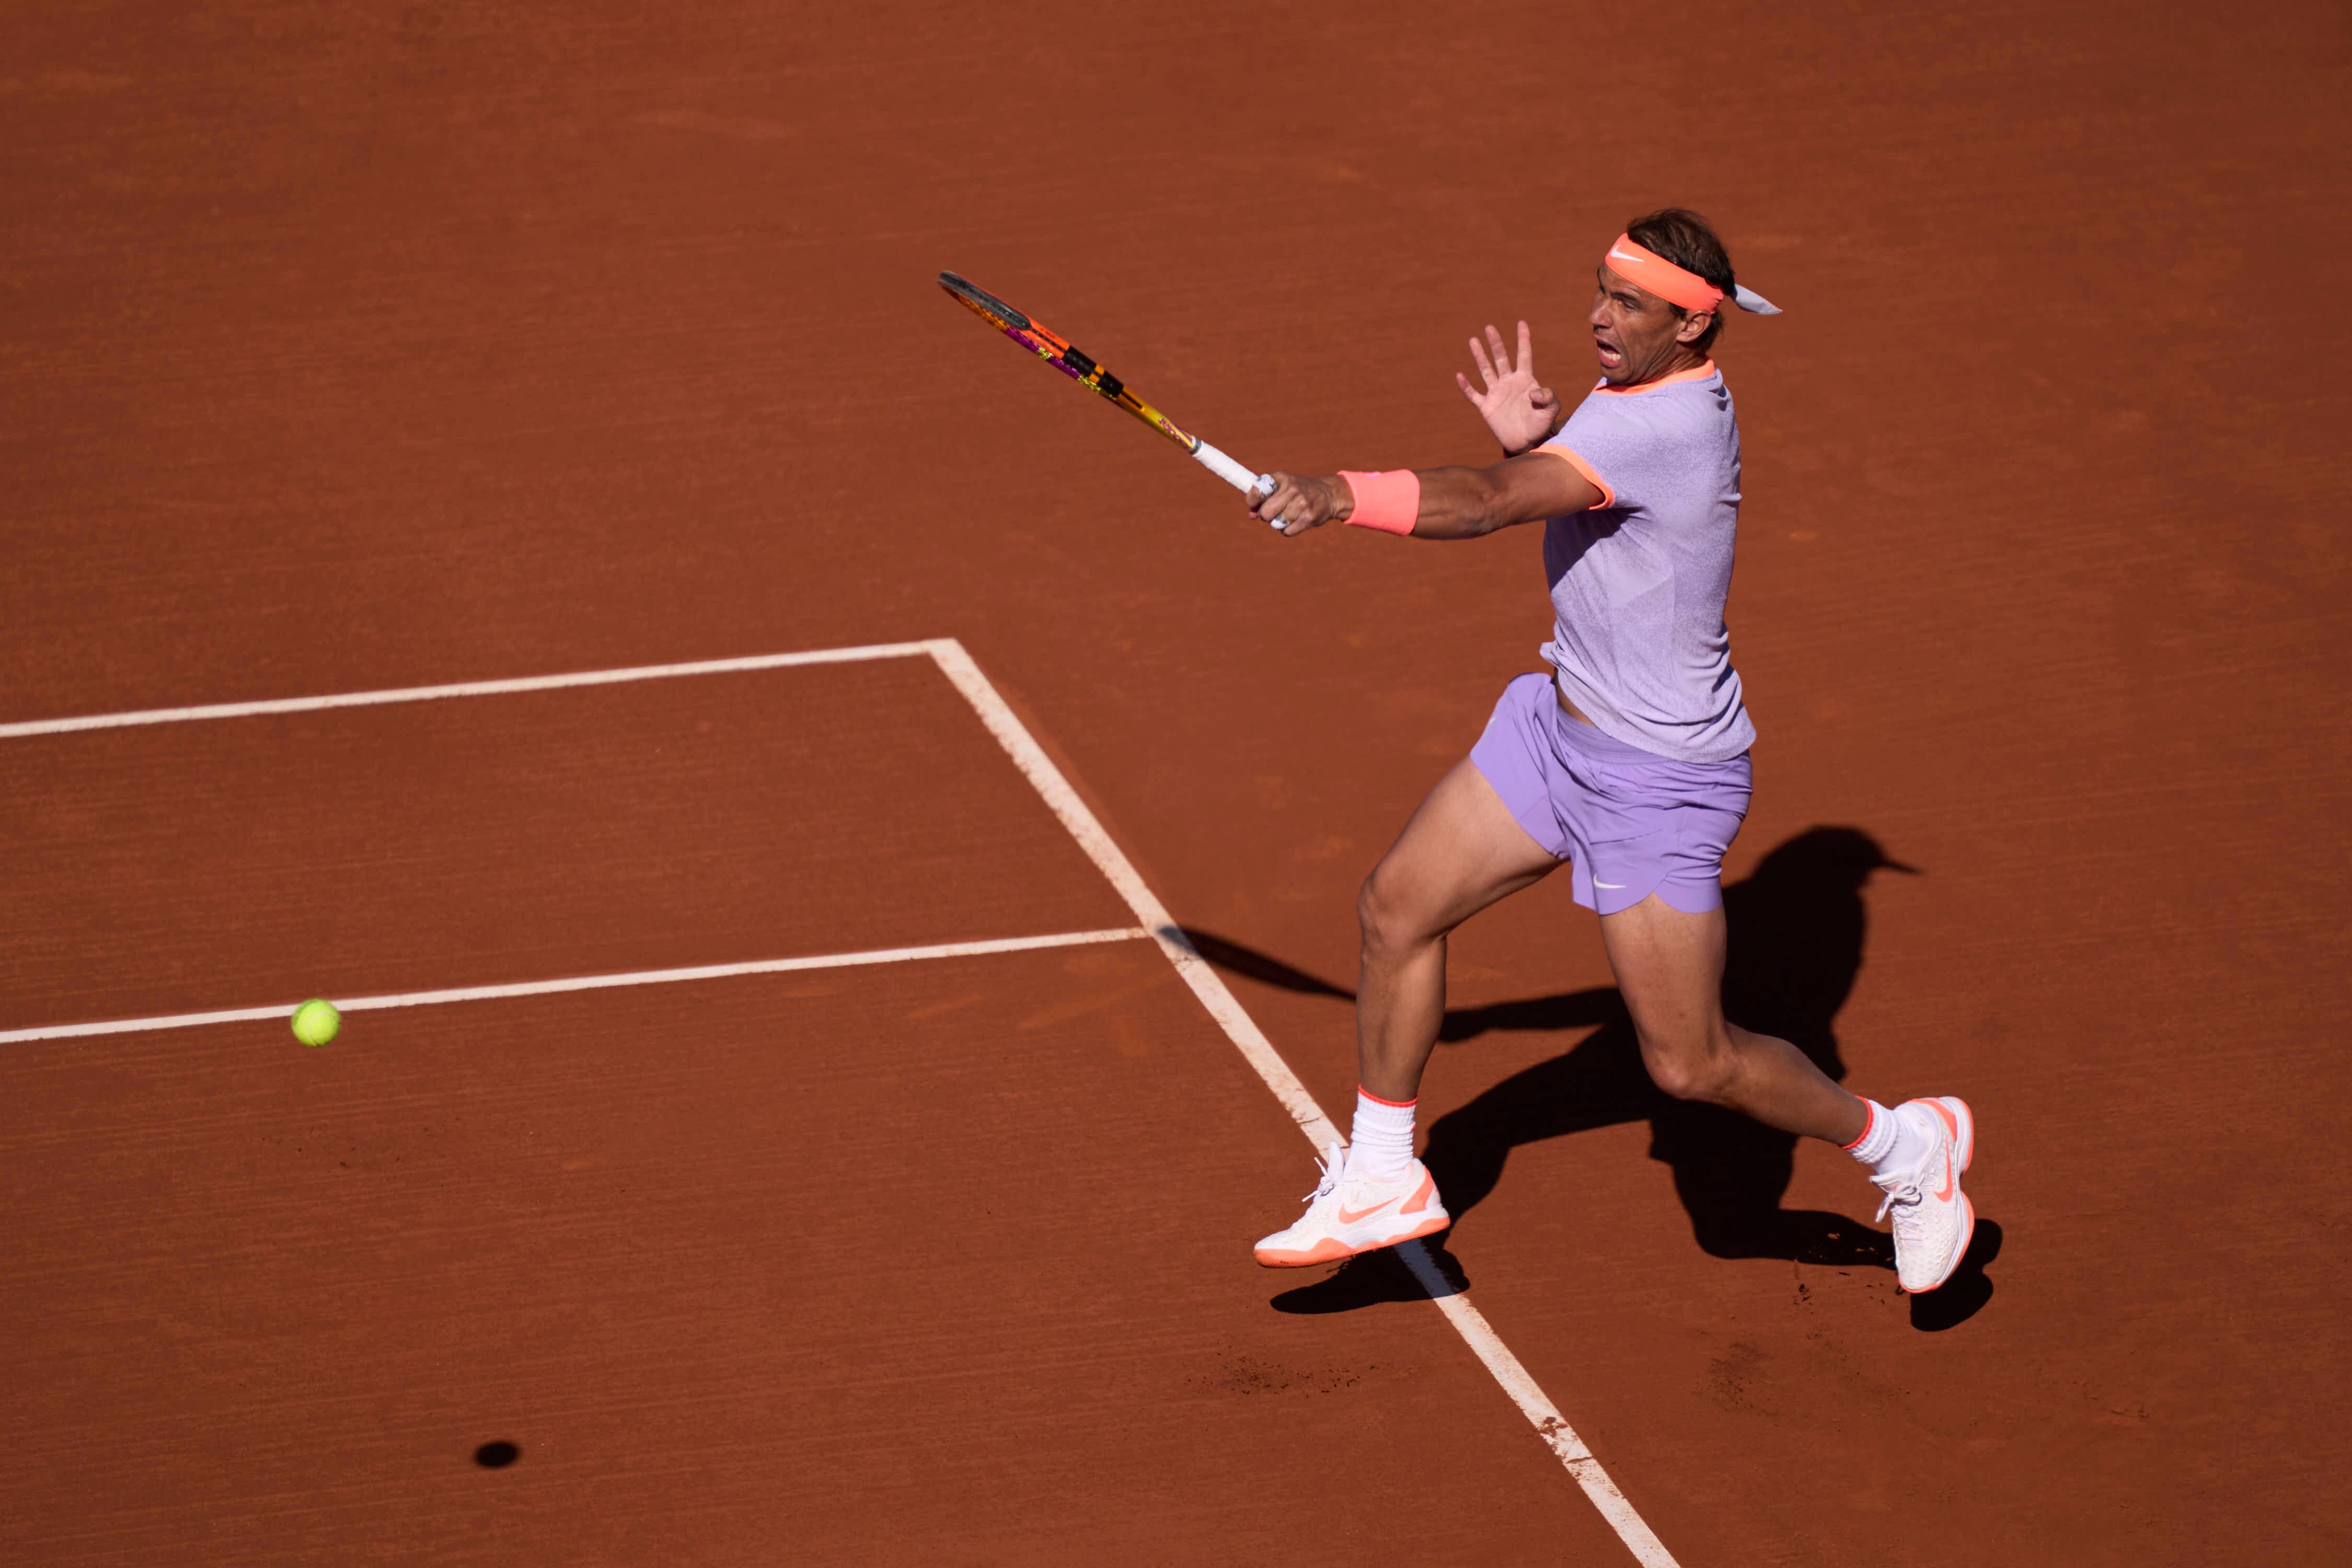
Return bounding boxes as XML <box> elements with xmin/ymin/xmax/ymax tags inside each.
<box><xmin>1531</xmin><ymin>361</ymin><xmax>1756</xmax><ymax>763</ymax></box>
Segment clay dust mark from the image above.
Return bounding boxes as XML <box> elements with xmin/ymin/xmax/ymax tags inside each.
<box><xmin>904</xmin><ymin>990</ymin><xmax>987</xmax><ymax>1021</ymax></box>
<box><xmin>0</xmin><ymin>70</ymin><xmax>134</xmax><ymax>97</ymax></box>
<box><xmin>1015</xmin><ymin>966</ymin><xmax>1178</xmax><ymax>1031</ymax></box>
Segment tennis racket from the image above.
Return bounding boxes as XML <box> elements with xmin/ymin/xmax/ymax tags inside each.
<box><xmin>938</xmin><ymin>271</ymin><xmax>1276</xmax><ymax>498</ymax></box>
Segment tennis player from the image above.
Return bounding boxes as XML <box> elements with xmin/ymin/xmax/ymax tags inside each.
<box><xmin>1246</xmin><ymin>210</ymin><xmax>1975</xmax><ymax>1294</ymax></box>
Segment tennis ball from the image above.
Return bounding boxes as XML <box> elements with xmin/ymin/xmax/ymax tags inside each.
<box><xmin>291</xmin><ymin>999</ymin><xmax>341</xmax><ymax>1047</ymax></box>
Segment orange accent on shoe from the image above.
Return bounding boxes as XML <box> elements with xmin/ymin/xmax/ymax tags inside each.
<box><xmin>1946</xmin><ymin>1097</ymin><xmax>1977</xmax><ymax>1173</ymax></box>
<box><xmin>1255</xmin><ymin>1236</ymin><xmax>1356</xmax><ymax>1267</ymax></box>
<box><xmin>1336</xmin><ymin>1196</ymin><xmax>1400</xmax><ymax>1225</ymax></box>
<box><xmin>1903</xmin><ymin>1097</ymin><xmax>1977</xmax><ymax>1294</ymax></box>
<box><xmin>1253</xmin><ymin>1211</ymin><xmax>1453</xmax><ymax>1269</ymax></box>
<box><xmin>1400</xmin><ymin>1170</ymin><xmax>1436</xmax><ymax>1217</ymax></box>
<box><xmin>1917</xmin><ymin>1098</ymin><xmax>1966</xmax><ymax>1198</ymax></box>
<box><xmin>1393</xmin><ymin>1213</ymin><xmax>1450</xmax><ymax>1247</ymax></box>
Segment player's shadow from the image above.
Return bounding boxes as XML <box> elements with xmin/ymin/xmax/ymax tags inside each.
<box><xmin>1184</xmin><ymin>826</ymin><xmax>1994</xmax><ymax>1328</ymax></box>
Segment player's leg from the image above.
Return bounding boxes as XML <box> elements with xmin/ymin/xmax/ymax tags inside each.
<box><xmin>1253</xmin><ymin>757</ymin><xmax>1560</xmax><ymax>1267</ymax></box>
<box><xmin>1598</xmin><ymin>894</ymin><xmax>1862</xmax><ymax>1140</ymax></box>
<box><xmin>1599</xmin><ymin>894</ymin><xmax>1976</xmax><ymax>1292</ymax></box>
<box><xmin>1355</xmin><ymin>756</ymin><xmax>1563</xmax><ymax>1102</ymax></box>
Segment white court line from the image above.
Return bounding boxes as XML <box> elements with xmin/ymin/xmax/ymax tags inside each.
<box><xmin>0</xmin><ymin>642</ymin><xmax>933</xmax><ymax>739</ymax></box>
<box><xmin>6</xmin><ymin>636</ymin><xmax>1678</xmax><ymax>1562</ymax></box>
<box><xmin>0</xmin><ymin>928</ymin><xmax>1148</xmax><ymax>1044</ymax></box>
<box><xmin>923</xmin><ymin>638</ymin><xmax>1682</xmax><ymax>1568</ymax></box>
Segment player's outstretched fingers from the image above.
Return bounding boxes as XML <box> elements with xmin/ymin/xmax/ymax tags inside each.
<box><xmin>1467</xmin><ymin>335</ymin><xmax>1497</xmax><ymax>389</ymax></box>
<box><xmin>1485</xmin><ymin>322</ymin><xmax>1513</xmax><ymax>374</ymax></box>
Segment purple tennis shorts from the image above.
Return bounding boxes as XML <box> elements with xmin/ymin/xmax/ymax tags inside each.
<box><xmin>1469</xmin><ymin>672</ymin><xmax>1753</xmax><ymax>916</ymax></box>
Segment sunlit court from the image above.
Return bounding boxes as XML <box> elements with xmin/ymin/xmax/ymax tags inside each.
<box><xmin>4</xmin><ymin>2</ymin><xmax>2346</xmax><ymax>1563</ymax></box>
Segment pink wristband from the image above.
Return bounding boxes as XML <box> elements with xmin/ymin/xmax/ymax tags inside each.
<box><xmin>1339</xmin><ymin>469</ymin><xmax>1420</xmax><ymax>535</ymax></box>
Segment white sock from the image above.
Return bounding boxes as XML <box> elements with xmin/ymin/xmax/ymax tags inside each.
<box><xmin>1845</xmin><ymin>1099</ymin><xmax>1932</xmax><ymax>1179</ymax></box>
<box><xmin>1348</xmin><ymin>1088</ymin><xmax>1418</xmax><ymax>1185</ymax></box>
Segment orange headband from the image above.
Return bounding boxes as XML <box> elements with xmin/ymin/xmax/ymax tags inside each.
<box><xmin>1601</xmin><ymin>234</ymin><xmax>1782</xmax><ymax>316</ymax></box>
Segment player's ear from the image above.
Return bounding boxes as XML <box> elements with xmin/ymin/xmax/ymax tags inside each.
<box><xmin>1675</xmin><ymin>308</ymin><xmax>1715</xmax><ymax>346</ymax></box>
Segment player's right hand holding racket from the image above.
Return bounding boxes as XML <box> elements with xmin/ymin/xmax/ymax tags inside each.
<box><xmin>1248</xmin><ymin>472</ymin><xmax>1355</xmax><ymax>537</ymax></box>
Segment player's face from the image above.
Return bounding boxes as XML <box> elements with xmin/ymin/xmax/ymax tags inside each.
<box><xmin>1590</xmin><ymin>264</ymin><xmax>1712</xmax><ymax>385</ymax></box>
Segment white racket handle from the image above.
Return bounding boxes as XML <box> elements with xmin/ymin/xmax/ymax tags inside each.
<box><xmin>1192</xmin><ymin>440</ymin><xmax>1275</xmax><ymax>497</ymax></box>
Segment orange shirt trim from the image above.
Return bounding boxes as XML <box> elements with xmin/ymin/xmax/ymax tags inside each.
<box><xmin>1592</xmin><ymin>359</ymin><xmax>1717</xmax><ymax>396</ymax></box>
<box><xmin>1527</xmin><ymin>446</ymin><xmax>1616</xmax><ymax>510</ymax></box>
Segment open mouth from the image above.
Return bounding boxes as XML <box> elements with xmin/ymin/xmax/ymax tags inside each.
<box><xmin>1595</xmin><ymin>339</ymin><xmax>1624</xmax><ymax>370</ymax></box>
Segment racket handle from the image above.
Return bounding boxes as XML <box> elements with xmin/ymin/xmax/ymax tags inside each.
<box><xmin>1192</xmin><ymin>439</ymin><xmax>1272</xmax><ymax>496</ymax></box>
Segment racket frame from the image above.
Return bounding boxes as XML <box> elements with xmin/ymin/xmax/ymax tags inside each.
<box><xmin>938</xmin><ymin>271</ymin><xmax>1271</xmax><ymax>495</ymax></box>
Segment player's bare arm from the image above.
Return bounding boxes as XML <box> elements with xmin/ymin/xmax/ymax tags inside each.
<box><xmin>1247</xmin><ymin>249</ymin><xmax>1738</xmax><ymax>541</ymax></box>
<box><xmin>1247</xmin><ymin>454</ymin><xmax>1600</xmax><ymax>539</ymax></box>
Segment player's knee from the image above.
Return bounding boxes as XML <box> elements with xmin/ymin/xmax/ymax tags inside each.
<box><xmin>1356</xmin><ymin>866</ymin><xmax>1426</xmax><ymax>958</ymax></box>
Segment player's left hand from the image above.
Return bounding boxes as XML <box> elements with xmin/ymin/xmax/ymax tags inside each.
<box><xmin>1248</xmin><ymin>471</ymin><xmax>1350</xmax><ymax>537</ymax></box>
<box><xmin>1458</xmin><ymin>320</ymin><xmax>1560</xmax><ymax>455</ymax></box>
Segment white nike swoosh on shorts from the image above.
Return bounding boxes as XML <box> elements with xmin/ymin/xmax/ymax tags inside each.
<box><xmin>1594</xmin><ymin>881</ymin><xmax>1627</xmax><ymax>889</ymax></box>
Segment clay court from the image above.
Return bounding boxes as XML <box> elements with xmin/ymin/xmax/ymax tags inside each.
<box><xmin>4</xmin><ymin>2</ymin><xmax>2347</xmax><ymax>1563</ymax></box>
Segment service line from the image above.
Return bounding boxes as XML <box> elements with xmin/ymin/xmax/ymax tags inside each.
<box><xmin>0</xmin><ymin>928</ymin><xmax>1150</xmax><ymax>1043</ymax></box>
<box><xmin>0</xmin><ymin>642</ymin><xmax>935</xmax><ymax>739</ymax></box>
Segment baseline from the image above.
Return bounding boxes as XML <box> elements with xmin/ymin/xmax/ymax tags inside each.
<box><xmin>925</xmin><ymin>638</ymin><xmax>1683</xmax><ymax>1568</ymax></box>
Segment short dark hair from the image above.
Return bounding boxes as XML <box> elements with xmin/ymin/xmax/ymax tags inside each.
<box><xmin>1624</xmin><ymin>207</ymin><xmax>1735</xmax><ymax>353</ymax></box>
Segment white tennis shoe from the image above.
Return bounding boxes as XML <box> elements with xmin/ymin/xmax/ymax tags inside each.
<box><xmin>1253</xmin><ymin>1142</ymin><xmax>1450</xmax><ymax>1267</ymax></box>
<box><xmin>1872</xmin><ymin>1097</ymin><xmax>1976</xmax><ymax>1293</ymax></box>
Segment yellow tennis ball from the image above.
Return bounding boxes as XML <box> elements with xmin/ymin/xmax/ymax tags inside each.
<box><xmin>291</xmin><ymin>999</ymin><xmax>341</xmax><ymax>1047</ymax></box>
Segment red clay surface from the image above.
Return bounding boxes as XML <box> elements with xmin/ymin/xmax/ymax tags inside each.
<box><xmin>5</xmin><ymin>1</ymin><xmax>2349</xmax><ymax>1563</ymax></box>
<box><xmin>4</xmin><ymin>947</ymin><xmax>1628</xmax><ymax>1564</ymax></box>
<box><xmin>0</xmin><ymin>658</ymin><xmax>1128</xmax><ymax>1031</ymax></box>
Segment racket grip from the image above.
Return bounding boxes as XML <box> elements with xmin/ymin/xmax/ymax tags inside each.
<box><xmin>1192</xmin><ymin>440</ymin><xmax>1270</xmax><ymax>495</ymax></box>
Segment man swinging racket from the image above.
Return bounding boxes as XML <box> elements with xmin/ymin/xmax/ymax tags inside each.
<box><xmin>1245</xmin><ymin>210</ymin><xmax>1976</xmax><ymax>1295</ymax></box>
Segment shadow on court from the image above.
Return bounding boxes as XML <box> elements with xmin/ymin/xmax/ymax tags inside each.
<box><xmin>1185</xmin><ymin>826</ymin><xmax>1997</xmax><ymax>1330</ymax></box>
